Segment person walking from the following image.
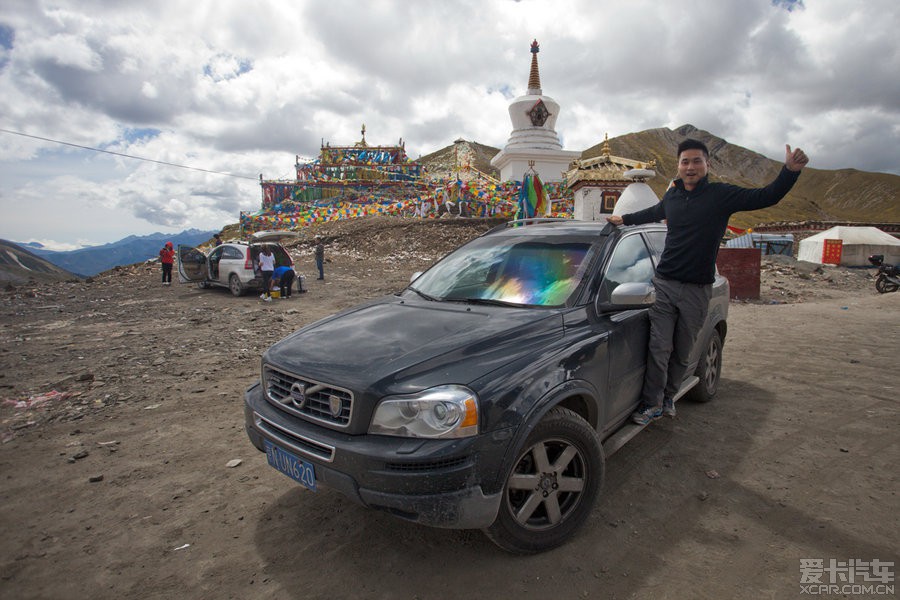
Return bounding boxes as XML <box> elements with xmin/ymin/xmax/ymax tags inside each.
<box><xmin>159</xmin><ymin>241</ymin><xmax>175</xmax><ymax>286</ymax></box>
<box><xmin>270</xmin><ymin>265</ymin><xmax>296</xmax><ymax>299</ymax></box>
<box><xmin>606</xmin><ymin>139</ymin><xmax>809</xmax><ymax>425</ymax></box>
<box><xmin>258</xmin><ymin>246</ymin><xmax>276</xmax><ymax>302</ymax></box>
<box><xmin>314</xmin><ymin>236</ymin><xmax>325</xmax><ymax>280</ymax></box>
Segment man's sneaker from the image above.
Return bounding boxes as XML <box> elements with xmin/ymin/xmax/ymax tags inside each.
<box><xmin>263</xmin><ymin>296</ymin><xmax>272</xmax><ymax>302</ymax></box>
<box><xmin>631</xmin><ymin>405</ymin><xmax>663</xmax><ymax>426</ymax></box>
<box><xmin>662</xmin><ymin>397</ymin><xmax>676</xmax><ymax>418</ymax></box>
<box><xmin>259</xmin><ymin>293</ymin><xmax>266</xmax><ymax>299</ymax></box>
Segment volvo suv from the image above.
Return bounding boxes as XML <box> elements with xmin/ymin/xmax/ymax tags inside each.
<box><xmin>244</xmin><ymin>219</ymin><xmax>729</xmax><ymax>553</ymax></box>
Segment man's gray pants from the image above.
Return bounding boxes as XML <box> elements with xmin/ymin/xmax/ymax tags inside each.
<box><xmin>639</xmin><ymin>276</ymin><xmax>712</xmax><ymax>410</ymax></box>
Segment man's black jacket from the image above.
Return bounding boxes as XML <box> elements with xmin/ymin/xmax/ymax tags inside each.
<box><xmin>622</xmin><ymin>167</ymin><xmax>800</xmax><ymax>284</ymax></box>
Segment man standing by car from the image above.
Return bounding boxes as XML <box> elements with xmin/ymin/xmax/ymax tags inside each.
<box><xmin>607</xmin><ymin>139</ymin><xmax>809</xmax><ymax>425</ymax></box>
<box><xmin>314</xmin><ymin>235</ymin><xmax>325</xmax><ymax>280</ymax></box>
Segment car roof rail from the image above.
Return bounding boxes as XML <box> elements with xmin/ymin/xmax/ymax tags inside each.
<box><xmin>504</xmin><ymin>217</ymin><xmax>571</xmax><ymax>228</ymax></box>
<box><xmin>484</xmin><ymin>217</ymin><xmax>571</xmax><ymax>236</ymax></box>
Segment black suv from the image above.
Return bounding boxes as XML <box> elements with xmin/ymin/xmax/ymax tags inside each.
<box><xmin>244</xmin><ymin>219</ymin><xmax>729</xmax><ymax>553</ymax></box>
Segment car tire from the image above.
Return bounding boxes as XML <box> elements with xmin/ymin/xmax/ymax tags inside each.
<box><xmin>229</xmin><ymin>274</ymin><xmax>245</xmax><ymax>297</ymax></box>
<box><xmin>686</xmin><ymin>329</ymin><xmax>722</xmax><ymax>403</ymax></box>
<box><xmin>197</xmin><ymin>281</ymin><xmax>210</xmax><ymax>289</ymax></box>
<box><xmin>484</xmin><ymin>407</ymin><xmax>604</xmax><ymax>554</ymax></box>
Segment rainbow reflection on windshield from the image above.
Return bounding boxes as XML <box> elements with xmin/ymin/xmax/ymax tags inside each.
<box><xmin>479</xmin><ymin>243</ymin><xmax>591</xmax><ymax>306</ymax></box>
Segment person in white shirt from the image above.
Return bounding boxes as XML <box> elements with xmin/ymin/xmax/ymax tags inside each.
<box><xmin>258</xmin><ymin>246</ymin><xmax>276</xmax><ymax>301</ymax></box>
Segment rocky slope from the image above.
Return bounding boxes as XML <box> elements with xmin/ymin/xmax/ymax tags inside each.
<box><xmin>0</xmin><ymin>240</ymin><xmax>81</xmax><ymax>285</ymax></box>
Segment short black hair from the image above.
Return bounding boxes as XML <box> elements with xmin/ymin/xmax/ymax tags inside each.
<box><xmin>677</xmin><ymin>138</ymin><xmax>709</xmax><ymax>159</ymax></box>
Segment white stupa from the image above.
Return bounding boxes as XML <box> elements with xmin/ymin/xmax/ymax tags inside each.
<box><xmin>613</xmin><ymin>168</ymin><xmax>661</xmax><ymax>216</ymax></box>
<box><xmin>490</xmin><ymin>40</ymin><xmax>580</xmax><ymax>184</ymax></box>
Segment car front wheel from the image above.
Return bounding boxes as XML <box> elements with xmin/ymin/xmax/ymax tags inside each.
<box><xmin>229</xmin><ymin>274</ymin><xmax>245</xmax><ymax>297</ymax></box>
<box><xmin>686</xmin><ymin>329</ymin><xmax>722</xmax><ymax>403</ymax></box>
<box><xmin>484</xmin><ymin>407</ymin><xmax>604</xmax><ymax>554</ymax></box>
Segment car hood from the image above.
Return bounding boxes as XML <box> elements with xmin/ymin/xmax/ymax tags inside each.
<box><xmin>264</xmin><ymin>295</ymin><xmax>564</xmax><ymax>393</ymax></box>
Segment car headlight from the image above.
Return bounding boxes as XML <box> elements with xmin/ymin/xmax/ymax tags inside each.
<box><xmin>368</xmin><ymin>385</ymin><xmax>479</xmax><ymax>438</ymax></box>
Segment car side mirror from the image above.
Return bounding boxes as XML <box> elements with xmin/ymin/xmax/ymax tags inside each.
<box><xmin>598</xmin><ymin>281</ymin><xmax>656</xmax><ymax>312</ymax></box>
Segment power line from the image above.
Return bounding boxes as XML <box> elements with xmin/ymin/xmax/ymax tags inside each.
<box><xmin>0</xmin><ymin>128</ymin><xmax>259</xmax><ymax>181</ymax></box>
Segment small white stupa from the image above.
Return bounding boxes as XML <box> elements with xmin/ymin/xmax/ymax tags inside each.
<box><xmin>613</xmin><ymin>167</ymin><xmax>661</xmax><ymax>217</ymax></box>
<box><xmin>490</xmin><ymin>40</ymin><xmax>580</xmax><ymax>183</ymax></box>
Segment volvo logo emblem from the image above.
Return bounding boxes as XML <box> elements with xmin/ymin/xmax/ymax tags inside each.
<box><xmin>329</xmin><ymin>394</ymin><xmax>342</xmax><ymax>418</ymax></box>
<box><xmin>290</xmin><ymin>383</ymin><xmax>307</xmax><ymax>408</ymax></box>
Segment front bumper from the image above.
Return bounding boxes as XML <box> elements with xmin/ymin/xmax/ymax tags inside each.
<box><xmin>244</xmin><ymin>382</ymin><xmax>505</xmax><ymax>529</ymax></box>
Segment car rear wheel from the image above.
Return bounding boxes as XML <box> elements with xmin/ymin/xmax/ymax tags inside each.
<box><xmin>229</xmin><ymin>274</ymin><xmax>245</xmax><ymax>297</ymax></box>
<box><xmin>484</xmin><ymin>407</ymin><xmax>604</xmax><ymax>554</ymax></box>
<box><xmin>686</xmin><ymin>329</ymin><xmax>722</xmax><ymax>403</ymax></box>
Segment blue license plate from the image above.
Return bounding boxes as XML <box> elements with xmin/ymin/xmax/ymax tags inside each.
<box><xmin>264</xmin><ymin>440</ymin><xmax>317</xmax><ymax>491</ymax></box>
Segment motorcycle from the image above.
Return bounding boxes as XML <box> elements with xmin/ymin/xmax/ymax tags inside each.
<box><xmin>868</xmin><ymin>254</ymin><xmax>900</xmax><ymax>293</ymax></box>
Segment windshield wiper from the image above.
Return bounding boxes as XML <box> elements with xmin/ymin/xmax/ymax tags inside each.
<box><xmin>408</xmin><ymin>287</ymin><xmax>440</xmax><ymax>302</ymax></box>
<box><xmin>447</xmin><ymin>296</ymin><xmax>523</xmax><ymax>307</ymax></box>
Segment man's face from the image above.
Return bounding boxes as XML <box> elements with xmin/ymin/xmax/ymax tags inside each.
<box><xmin>677</xmin><ymin>149</ymin><xmax>709</xmax><ymax>190</ymax></box>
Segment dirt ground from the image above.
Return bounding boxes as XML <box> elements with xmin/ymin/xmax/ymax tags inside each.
<box><xmin>1</xmin><ymin>217</ymin><xmax>897</xmax><ymax>600</ymax></box>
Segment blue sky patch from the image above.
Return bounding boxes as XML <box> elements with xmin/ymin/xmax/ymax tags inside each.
<box><xmin>772</xmin><ymin>0</ymin><xmax>804</xmax><ymax>11</ymax></box>
<box><xmin>122</xmin><ymin>127</ymin><xmax>161</xmax><ymax>143</ymax></box>
<box><xmin>0</xmin><ymin>23</ymin><xmax>13</xmax><ymax>50</ymax></box>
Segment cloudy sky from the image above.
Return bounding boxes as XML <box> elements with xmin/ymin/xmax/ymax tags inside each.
<box><xmin>1</xmin><ymin>0</ymin><xmax>898</xmax><ymax>249</ymax></box>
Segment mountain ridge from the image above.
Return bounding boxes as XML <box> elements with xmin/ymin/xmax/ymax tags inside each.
<box><xmin>0</xmin><ymin>240</ymin><xmax>81</xmax><ymax>284</ymax></box>
<box><xmin>24</xmin><ymin>229</ymin><xmax>217</xmax><ymax>277</ymax></box>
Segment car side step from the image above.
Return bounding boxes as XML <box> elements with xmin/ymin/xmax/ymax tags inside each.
<box><xmin>601</xmin><ymin>376</ymin><xmax>700</xmax><ymax>457</ymax></box>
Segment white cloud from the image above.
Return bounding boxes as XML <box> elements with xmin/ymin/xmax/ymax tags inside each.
<box><xmin>0</xmin><ymin>0</ymin><xmax>898</xmax><ymax>246</ymax></box>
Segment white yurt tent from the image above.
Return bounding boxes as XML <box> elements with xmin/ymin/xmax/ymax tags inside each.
<box><xmin>798</xmin><ymin>226</ymin><xmax>900</xmax><ymax>266</ymax></box>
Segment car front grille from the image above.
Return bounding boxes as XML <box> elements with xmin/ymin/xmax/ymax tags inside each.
<box><xmin>384</xmin><ymin>456</ymin><xmax>471</xmax><ymax>472</ymax></box>
<box><xmin>264</xmin><ymin>366</ymin><xmax>353</xmax><ymax>428</ymax></box>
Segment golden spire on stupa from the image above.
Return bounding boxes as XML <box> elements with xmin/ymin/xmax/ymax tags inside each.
<box><xmin>527</xmin><ymin>39</ymin><xmax>542</xmax><ymax>93</ymax></box>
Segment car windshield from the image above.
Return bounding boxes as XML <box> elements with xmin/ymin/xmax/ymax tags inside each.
<box><xmin>409</xmin><ymin>234</ymin><xmax>597</xmax><ymax>307</ymax></box>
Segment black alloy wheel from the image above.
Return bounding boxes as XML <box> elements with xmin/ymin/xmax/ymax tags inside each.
<box><xmin>484</xmin><ymin>407</ymin><xmax>604</xmax><ymax>554</ymax></box>
<box><xmin>687</xmin><ymin>329</ymin><xmax>722</xmax><ymax>403</ymax></box>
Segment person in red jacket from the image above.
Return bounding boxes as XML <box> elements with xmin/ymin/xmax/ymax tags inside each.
<box><xmin>159</xmin><ymin>241</ymin><xmax>175</xmax><ymax>286</ymax></box>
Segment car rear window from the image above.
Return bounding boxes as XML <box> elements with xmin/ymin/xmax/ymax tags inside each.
<box><xmin>250</xmin><ymin>244</ymin><xmax>292</xmax><ymax>267</ymax></box>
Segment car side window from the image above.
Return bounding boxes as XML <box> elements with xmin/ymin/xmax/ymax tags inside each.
<box><xmin>597</xmin><ymin>234</ymin><xmax>655</xmax><ymax>304</ymax></box>
<box><xmin>644</xmin><ymin>230</ymin><xmax>666</xmax><ymax>264</ymax></box>
<box><xmin>222</xmin><ymin>246</ymin><xmax>243</xmax><ymax>260</ymax></box>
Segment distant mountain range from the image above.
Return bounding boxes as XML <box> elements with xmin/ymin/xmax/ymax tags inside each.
<box><xmin>18</xmin><ymin>229</ymin><xmax>216</xmax><ymax>277</ymax></box>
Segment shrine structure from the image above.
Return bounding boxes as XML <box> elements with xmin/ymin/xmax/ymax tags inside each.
<box><xmin>565</xmin><ymin>134</ymin><xmax>660</xmax><ymax>221</ymax></box>
<box><xmin>260</xmin><ymin>125</ymin><xmax>424</xmax><ymax>209</ymax></box>
<box><xmin>490</xmin><ymin>40</ymin><xmax>579</xmax><ymax>186</ymax></box>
